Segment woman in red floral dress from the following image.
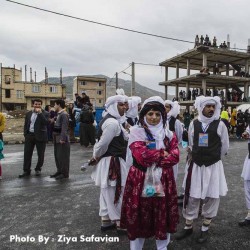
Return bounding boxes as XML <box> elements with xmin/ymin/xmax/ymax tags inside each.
<box><xmin>121</xmin><ymin>96</ymin><xmax>179</xmax><ymax>250</ymax></box>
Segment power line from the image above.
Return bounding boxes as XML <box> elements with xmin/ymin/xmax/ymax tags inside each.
<box><xmin>6</xmin><ymin>0</ymin><xmax>193</xmax><ymax>44</ymax></box>
<box><xmin>118</xmin><ymin>64</ymin><xmax>131</xmax><ymax>74</ymax></box>
<box><xmin>6</xmin><ymin>0</ymin><xmax>248</xmax><ymax>51</ymax></box>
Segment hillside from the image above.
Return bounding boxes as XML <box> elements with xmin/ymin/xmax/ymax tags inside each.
<box><xmin>41</xmin><ymin>75</ymin><xmax>173</xmax><ymax>100</ymax></box>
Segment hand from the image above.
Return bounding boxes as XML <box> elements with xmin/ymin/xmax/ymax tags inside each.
<box><xmin>59</xmin><ymin>140</ymin><xmax>65</xmax><ymax>144</ymax></box>
<box><xmin>35</xmin><ymin>108</ymin><xmax>41</xmax><ymax>113</ymax></box>
<box><xmin>163</xmin><ymin>151</ymin><xmax>169</xmax><ymax>157</ymax></box>
<box><xmin>242</xmin><ymin>132</ymin><xmax>249</xmax><ymax>139</ymax></box>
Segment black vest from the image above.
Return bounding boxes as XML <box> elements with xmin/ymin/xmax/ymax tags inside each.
<box><xmin>192</xmin><ymin>119</ymin><xmax>221</xmax><ymax>167</ymax></box>
<box><xmin>168</xmin><ymin>116</ymin><xmax>176</xmax><ymax>132</ymax></box>
<box><xmin>126</xmin><ymin>117</ymin><xmax>138</xmax><ymax>126</ymax></box>
<box><xmin>97</xmin><ymin>114</ymin><xmax>127</xmax><ymax>160</ymax></box>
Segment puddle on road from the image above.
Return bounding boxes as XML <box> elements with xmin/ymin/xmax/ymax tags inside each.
<box><xmin>1</xmin><ymin>152</ymin><xmax>23</xmax><ymax>164</ymax></box>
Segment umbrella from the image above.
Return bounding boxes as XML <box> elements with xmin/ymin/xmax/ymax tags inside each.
<box><xmin>236</xmin><ymin>104</ymin><xmax>250</xmax><ymax>112</ymax></box>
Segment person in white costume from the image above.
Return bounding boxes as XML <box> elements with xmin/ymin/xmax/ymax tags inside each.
<box><xmin>164</xmin><ymin>100</ymin><xmax>183</xmax><ymax>181</ymax></box>
<box><xmin>175</xmin><ymin>96</ymin><xmax>229</xmax><ymax>243</ymax></box>
<box><xmin>91</xmin><ymin>94</ymin><xmax>128</xmax><ymax>232</ymax></box>
<box><xmin>238</xmin><ymin>125</ymin><xmax>250</xmax><ymax>227</ymax></box>
<box><xmin>126</xmin><ymin>96</ymin><xmax>141</xmax><ymax>126</ymax></box>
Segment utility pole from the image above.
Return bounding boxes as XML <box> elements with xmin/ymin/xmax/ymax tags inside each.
<box><xmin>115</xmin><ymin>72</ymin><xmax>118</xmax><ymax>89</ymax></box>
<box><xmin>131</xmin><ymin>62</ymin><xmax>135</xmax><ymax>96</ymax></box>
<box><xmin>25</xmin><ymin>65</ymin><xmax>27</xmax><ymax>82</ymax></box>
<box><xmin>60</xmin><ymin>68</ymin><xmax>62</xmax><ymax>84</ymax></box>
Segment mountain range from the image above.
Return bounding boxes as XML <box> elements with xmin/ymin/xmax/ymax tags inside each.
<box><xmin>42</xmin><ymin>75</ymin><xmax>173</xmax><ymax>100</ymax></box>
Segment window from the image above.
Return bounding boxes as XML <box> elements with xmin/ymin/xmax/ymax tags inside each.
<box><xmin>5</xmin><ymin>75</ymin><xmax>11</xmax><ymax>84</ymax></box>
<box><xmin>16</xmin><ymin>90</ymin><xmax>23</xmax><ymax>99</ymax></box>
<box><xmin>80</xmin><ymin>81</ymin><xmax>86</xmax><ymax>85</ymax></box>
<box><xmin>99</xmin><ymin>99</ymin><xmax>102</xmax><ymax>103</ymax></box>
<box><xmin>5</xmin><ymin>89</ymin><xmax>10</xmax><ymax>98</ymax></box>
<box><xmin>97</xmin><ymin>90</ymin><xmax>102</xmax><ymax>95</ymax></box>
<box><xmin>98</xmin><ymin>82</ymin><xmax>102</xmax><ymax>87</ymax></box>
<box><xmin>50</xmin><ymin>86</ymin><xmax>58</xmax><ymax>93</ymax></box>
<box><xmin>32</xmin><ymin>85</ymin><xmax>40</xmax><ymax>93</ymax></box>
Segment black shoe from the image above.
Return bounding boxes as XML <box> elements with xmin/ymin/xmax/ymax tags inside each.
<box><xmin>178</xmin><ymin>199</ymin><xmax>184</xmax><ymax>207</ymax></box>
<box><xmin>238</xmin><ymin>219</ymin><xmax>250</xmax><ymax>227</ymax></box>
<box><xmin>101</xmin><ymin>223</ymin><xmax>116</xmax><ymax>232</ymax></box>
<box><xmin>18</xmin><ymin>172</ymin><xmax>31</xmax><ymax>178</ymax></box>
<box><xmin>35</xmin><ymin>170</ymin><xmax>41</xmax><ymax>176</ymax></box>
<box><xmin>116</xmin><ymin>227</ymin><xmax>127</xmax><ymax>235</ymax></box>
<box><xmin>197</xmin><ymin>230</ymin><xmax>209</xmax><ymax>244</ymax></box>
<box><xmin>50</xmin><ymin>172</ymin><xmax>61</xmax><ymax>178</ymax></box>
<box><xmin>175</xmin><ymin>228</ymin><xmax>193</xmax><ymax>240</ymax></box>
<box><xmin>178</xmin><ymin>194</ymin><xmax>184</xmax><ymax>199</ymax></box>
<box><xmin>55</xmin><ymin>174</ymin><xmax>67</xmax><ymax>180</ymax></box>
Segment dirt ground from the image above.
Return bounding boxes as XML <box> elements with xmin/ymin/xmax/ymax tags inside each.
<box><xmin>4</xmin><ymin>118</ymin><xmax>24</xmax><ymax>134</ymax></box>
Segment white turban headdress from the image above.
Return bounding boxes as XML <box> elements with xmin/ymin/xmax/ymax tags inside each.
<box><xmin>194</xmin><ymin>95</ymin><xmax>221</xmax><ymax>124</ymax></box>
<box><xmin>164</xmin><ymin>100</ymin><xmax>180</xmax><ymax>118</ymax></box>
<box><xmin>126</xmin><ymin>96</ymin><xmax>141</xmax><ymax>119</ymax></box>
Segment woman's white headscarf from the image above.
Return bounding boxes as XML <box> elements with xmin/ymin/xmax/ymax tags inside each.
<box><xmin>104</xmin><ymin>95</ymin><xmax>128</xmax><ymax>123</ymax></box>
<box><xmin>164</xmin><ymin>100</ymin><xmax>180</xmax><ymax>118</ymax></box>
<box><xmin>194</xmin><ymin>95</ymin><xmax>221</xmax><ymax>124</ymax></box>
<box><xmin>126</xmin><ymin>96</ymin><xmax>141</xmax><ymax>119</ymax></box>
<box><xmin>142</xmin><ymin>96</ymin><xmax>165</xmax><ymax>107</ymax></box>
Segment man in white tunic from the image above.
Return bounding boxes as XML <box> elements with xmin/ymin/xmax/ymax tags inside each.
<box><xmin>238</xmin><ymin>125</ymin><xmax>250</xmax><ymax>227</ymax></box>
<box><xmin>175</xmin><ymin>96</ymin><xmax>229</xmax><ymax>243</ymax></box>
<box><xmin>91</xmin><ymin>95</ymin><xmax>128</xmax><ymax>232</ymax></box>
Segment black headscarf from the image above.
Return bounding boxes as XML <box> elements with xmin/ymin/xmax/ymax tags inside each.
<box><xmin>138</xmin><ymin>101</ymin><xmax>167</xmax><ymax>141</ymax></box>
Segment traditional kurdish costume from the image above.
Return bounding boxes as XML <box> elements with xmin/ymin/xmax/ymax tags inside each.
<box><xmin>126</xmin><ymin>96</ymin><xmax>141</xmax><ymax>126</ymax></box>
<box><xmin>175</xmin><ymin>96</ymin><xmax>229</xmax><ymax>243</ymax></box>
<box><xmin>239</xmin><ymin>125</ymin><xmax>250</xmax><ymax>226</ymax></box>
<box><xmin>91</xmin><ymin>95</ymin><xmax>128</xmax><ymax>230</ymax></box>
<box><xmin>121</xmin><ymin>96</ymin><xmax>179</xmax><ymax>250</ymax></box>
<box><xmin>164</xmin><ymin>100</ymin><xmax>183</xmax><ymax>180</ymax></box>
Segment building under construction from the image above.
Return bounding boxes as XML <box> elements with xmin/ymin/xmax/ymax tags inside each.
<box><xmin>159</xmin><ymin>42</ymin><xmax>250</xmax><ymax>108</ymax></box>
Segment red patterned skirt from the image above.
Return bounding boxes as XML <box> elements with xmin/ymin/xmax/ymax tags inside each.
<box><xmin>120</xmin><ymin>166</ymin><xmax>179</xmax><ymax>240</ymax></box>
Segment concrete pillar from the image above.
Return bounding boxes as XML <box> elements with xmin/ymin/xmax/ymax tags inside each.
<box><xmin>186</xmin><ymin>82</ymin><xmax>190</xmax><ymax>99</ymax></box>
<box><xmin>202</xmin><ymin>79</ymin><xmax>206</xmax><ymax>96</ymax></box>
<box><xmin>176</xmin><ymin>84</ymin><xmax>179</xmax><ymax>100</ymax></box>
<box><xmin>244</xmin><ymin>83</ymin><xmax>249</xmax><ymax>99</ymax></box>
<box><xmin>165</xmin><ymin>67</ymin><xmax>168</xmax><ymax>100</ymax></box>
<box><xmin>165</xmin><ymin>86</ymin><xmax>168</xmax><ymax>100</ymax></box>
<box><xmin>176</xmin><ymin>63</ymin><xmax>179</xmax><ymax>78</ymax></box>
<box><xmin>226</xmin><ymin>64</ymin><xmax>229</xmax><ymax>76</ymax></box>
<box><xmin>187</xmin><ymin>59</ymin><xmax>190</xmax><ymax>76</ymax></box>
<box><xmin>203</xmin><ymin>53</ymin><xmax>207</xmax><ymax>67</ymax></box>
<box><xmin>245</xmin><ymin>60</ymin><xmax>249</xmax><ymax>75</ymax></box>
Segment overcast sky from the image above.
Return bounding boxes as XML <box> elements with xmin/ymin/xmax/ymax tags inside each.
<box><xmin>1</xmin><ymin>0</ymin><xmax>250</xmax><ymax>93</ymax></box>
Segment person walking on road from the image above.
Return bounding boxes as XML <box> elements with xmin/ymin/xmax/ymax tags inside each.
<box><xmin>19</xmin><ymin>99</ymin><xmax>49</xmax><ymax>178</ymax></box>
<box><xmin>175</xmin><ymin>96</ymin><xmax>229</xmax><ymax>243</ymax></box>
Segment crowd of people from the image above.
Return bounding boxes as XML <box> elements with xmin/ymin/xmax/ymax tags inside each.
<box><xmin>176</xmin><ymin>88</ymin><xmax>245</xmax><ymax>103</ymax></box>
<box><xmin>2</xmin><ymin>89</ymin><xmax>250</xmax><ymax>249</ymax></box>
<box><xmin>194</xmin><ymin>34</ymin><xmax>228</xmax><ymax>49</ymax></box>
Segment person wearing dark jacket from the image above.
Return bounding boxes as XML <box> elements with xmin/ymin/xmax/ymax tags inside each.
<box><xmin>19</xmin><ymin>99</ymin><xmax>49</xmax><ymax>178</ymax></box>
<box><xmin>50</xmin><ymin>99</ymin><xmax>70</xmax><ymax>180</ymax></box>
<box><xmin>79</xmin><ymin>104</ymin><xmax>95</xmax><ymax>147</ymax></box>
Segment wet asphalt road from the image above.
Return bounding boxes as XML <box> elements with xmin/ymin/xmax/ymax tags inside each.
<box><xmin>0</xmin><ymin>140</ymin><xmax>250</xmax><ymax>250</ymax></box>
